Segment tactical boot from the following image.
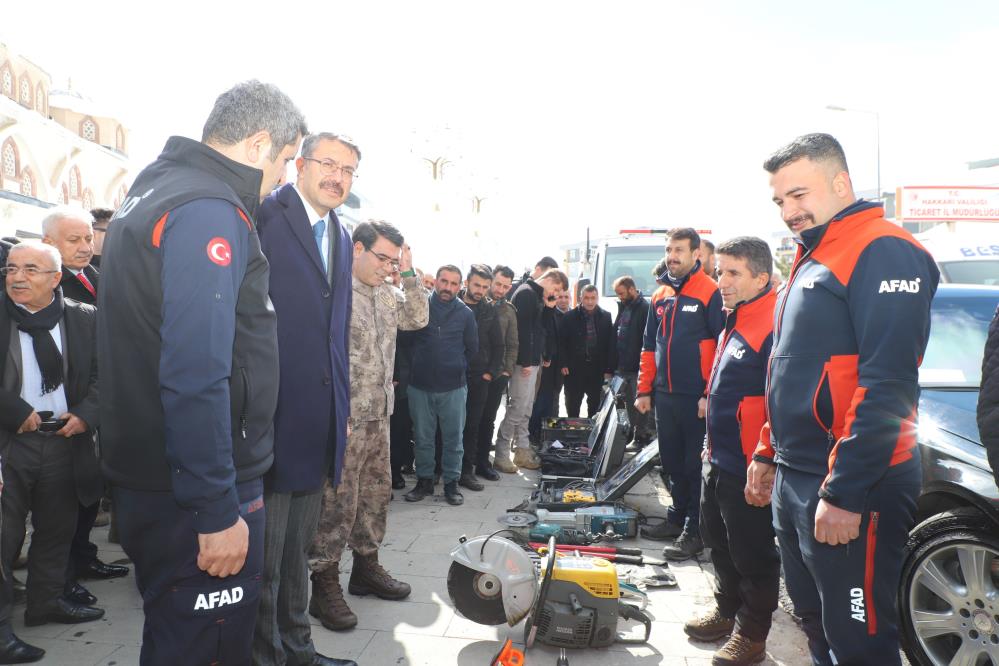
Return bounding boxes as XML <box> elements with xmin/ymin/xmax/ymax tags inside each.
<box><xmin>309</xmin><ymin>564</ymin><xmax>357</xmax><ymax>631</ymax></box>
<box><xmin>458</xmin><ymin>472</ymin><xmax>484</xmax><ymax>491</ymax></box>
<box><xmin>443</xmin><ymin>481</ymin><xmax>464</xmax><ymax>506</ymax></box>
<box><xmin>683</xmin><ymin>607</ymin><xmax>735</xmax><ymax>642</ymax></box>
<box><xmin>404</xmin><ymin>478</ymin><xmax>435</xmax><ymax>502</ymax></box>
<box><xmin>348</xmin><ymin>552</ymin><xmax>411</xmax><ymax>600</ymax></box>
<box><xmin>663</xmin><ymin>529</ymin><xmax>704</xmax><ymax>562</ymax></box>
<box><xmin>641</xmin><ymin>520</ymin><xmax>684</xmax><ymax>541</ymax></box>
<box><xmin>492</xmin><ymin>454</ymin><xmax>518</xmax><ymax>474</ymax></box>
<box><xmin>712</xmin><ymin>633</ymin><xmax>766</xmax><ymax>665</ymax></box>
<box><xmin>512</xmin><ymin>447</ymin><xmax>540</xmax><ymax>470</ymax></box>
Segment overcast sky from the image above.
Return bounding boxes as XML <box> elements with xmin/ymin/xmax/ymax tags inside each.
<box><xmin>5</xmin><ymin>1</ymin><xmax>999</xmax><ymax>272</ymax></box>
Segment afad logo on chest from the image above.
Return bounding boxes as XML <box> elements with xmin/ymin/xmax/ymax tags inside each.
<box><xmin>878</xmin><ymin>278</ymin><xmax>920</xmax><ymax>294</ymax></box>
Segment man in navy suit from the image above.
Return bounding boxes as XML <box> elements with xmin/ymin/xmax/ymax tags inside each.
<box><xmin>253</xmin><ymin>133</ymin><xmax>358</xmax><ymax>666</ymax></box>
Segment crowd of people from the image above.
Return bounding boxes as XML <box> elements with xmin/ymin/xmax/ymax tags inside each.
<box><xmin>1</xmin><ymin>79</ymin><xmax>997</xmax><ymax>666</ymax></box>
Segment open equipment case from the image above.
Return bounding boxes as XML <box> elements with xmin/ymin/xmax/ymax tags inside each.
<box><xmin>539</xmin><ymin>376</ymin><xmax>628</xmax><ymax>478</ymax></box>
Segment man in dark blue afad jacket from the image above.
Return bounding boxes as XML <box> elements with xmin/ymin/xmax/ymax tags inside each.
<box><xmin>636</xmin><ymin>228</ymin><xmax>725</xmax><ymax>558</ymax></box>
<box><xmin>746</xmin><ymin>134</ymin><xmax>939</xmax><ymax>666</ymax></box>
<box><xmin>96</xmin><ymin>82</ymin><xmax>318</xmax><ymax>666</ymax></box>
<box><xmin>404</xmin><ymin>265</ymin><xmax>479</xmax><ymax>506</ymax></box>
<box><xmin>683</xmin><ymin>237</ymin><xmax>778</xmax><ymax>666</ymax></box>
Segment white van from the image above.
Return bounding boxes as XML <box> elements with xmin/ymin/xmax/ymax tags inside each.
<box><xmin>915</xmin><ymin>227</ymin><xmax>999</xmax><ymax>285</ymax></box>
<box><xmin>576</xmin><ymin>232</ymin><xmax>669</xmax><ymax>313</ymax></box>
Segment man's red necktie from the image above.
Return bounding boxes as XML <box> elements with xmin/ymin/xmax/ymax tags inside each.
<box><xmin>77</xmin><ymin>271</ymin><xmax>96</xmax><ymax>297</ymax></box>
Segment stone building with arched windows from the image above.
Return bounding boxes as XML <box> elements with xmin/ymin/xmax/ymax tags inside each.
<box><xmin>0</xmin><ymin>40</ymin><xmax>130</xmax><ymax>237</ymax></box>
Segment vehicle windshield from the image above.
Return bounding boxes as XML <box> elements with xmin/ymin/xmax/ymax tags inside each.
<box><xmin>919</xmin><ymin>294</ymin><xmax>997</xmax><ymax>387</ymax></box>
<box><xmin>939</xmin><ymin>260</ymin><xmax>999</xmax><ymax>286</ymax></box>
<box><xmin>602</xmin><ymin>245</ymin><xmax>664</xmax><ymax>296</ymax></box>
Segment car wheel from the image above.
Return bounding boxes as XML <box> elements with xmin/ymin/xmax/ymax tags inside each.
<box><xmin>900</xmin><ymin>508</ymin><xmax>999</xmax><ymax>666</ymax></box>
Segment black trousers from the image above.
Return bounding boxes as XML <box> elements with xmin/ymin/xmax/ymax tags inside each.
<box><xmin>529</xmin><ymin>366</ymin><xmax>562</xmax><ymax>440</ymax></box>
<box><xmin>389</xmin><ymin>396</ymin><xmax>414</xmax><ymax>474</ymax></box>
<box><xmin>462</xmin><ymin>374</ymin><xmax>492</xmax><ymax>471</ymax></box>
<box><xmin>67</xmin><ymin>501</ymin><xmax>100</xmax><ymax>576</ymax></box>
<box><xmin>563</xmin><ymin>364</ymin><xmax>603</xmax><ymax>417</ymax></box>
<box><xmin>655</xmin><ymin>392</ymin><xmax>706</xmax><ymax>534</ymax></box>
<box><xmin>114</xmin><ymin>478</ymin><xmax>265</xmax><ymax>666</ymax></box>
<box><xmin>772</xmin><ymin>463</ymin><xmax>919</xmax><ymax>666</ymax></box>
<box><xmin>0</xmin><ymin>433</ymin><xmax>78</xmax><ymax>633</ymax></box>
<box><xmin>477</xmin><ymin>374</ymin><xmax>509</xmax><ymax>459</ymax></box>
<box><xmin>700</xmin><ymin>464</ymin><xmax>779</xmax><ymax>641</ymax></box>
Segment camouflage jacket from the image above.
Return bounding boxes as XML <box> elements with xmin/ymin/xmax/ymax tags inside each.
<box><xmin>349</xmin><ymin>275</ymin><xmax>429</xmax><ymax>422</ymax></box>
<box><xmin>491</xmin><ymin>297</ymin><xmax>519</xmax><ymax>377</ymax></box>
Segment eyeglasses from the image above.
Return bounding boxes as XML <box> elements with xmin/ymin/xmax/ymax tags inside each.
<box><xmin>365</xmin><ymin>249</ymin><xmax>400</xmax><ymax>271</ymax></box>
<box><xmin>302</xmin><ymin>158</ymin><xmax>358</xmax><ymax>180</ymax></box>
<box><xmin>1</xmin><ymin>265</ymin><xmax>60</xmax><ymax>277</ymax></box>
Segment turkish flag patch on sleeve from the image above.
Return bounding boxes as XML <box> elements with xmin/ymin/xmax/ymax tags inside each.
<box><xmin>207</xmin><ymin>237</ymin><xmax>232</xmax><ymax>266</ymax></box>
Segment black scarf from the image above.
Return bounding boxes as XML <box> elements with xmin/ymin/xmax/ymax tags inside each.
<box><xmin>4</xmin><ymin>290</ymin><xmax>64</xmax><ymax>394</ymax></box>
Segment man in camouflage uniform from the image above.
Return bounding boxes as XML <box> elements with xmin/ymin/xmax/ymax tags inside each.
<box><xmin>309</xmin><ymin>221</ymin><xmax>429</xmax><ymax>632</ymax></box>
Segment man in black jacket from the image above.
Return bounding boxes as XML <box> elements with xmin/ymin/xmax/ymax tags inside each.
<box><xmin>979</xmin><ymin>305</ymin><xmax>999</xmax><ymax>487</ymax></box>
<box><xmin>458</xmin><ymin>265</ymin><xmax>504</xmax><ymax>491</ymax></box>
<box><xmin>494</xmin><ymin>269</ymin><xmax>568</xmax><ymax>472</ymax></box>
<box><xmin>0</xmin><ymin>242</ymin><xmax>104</xmax><ymax>664</ymax></box>
<box><xmin>560</xmin><ymin>285</ymin><xmax>616</xmax><ymax>417</ymax></box>
<box><xmin>97</xmin><ymin>81</ymin><xmax>316</xmax><ymax>666</ymax></box>
<box><xmin>613</xmin><ymin>276</ymin><xmax>653</xmax><ymax>444</ymax></box>
<box><xmin>404</xmin><ymin>265</ymin><xmax>478</xmax><ymax>506</ymax></box>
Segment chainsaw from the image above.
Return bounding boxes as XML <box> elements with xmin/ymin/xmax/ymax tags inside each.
<box><xmin>447</xmin><ymin>534</ymin><xmax>652</xmax><ymax>649</ymax></box>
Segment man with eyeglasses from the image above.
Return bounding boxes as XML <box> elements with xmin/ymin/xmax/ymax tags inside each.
<box><xmin>309</xmin><ymin>220</ymin><xmax>428</xmax><ymax>632</ymax></box>
<box><xmin>253</xmin><ymin>132</ymin><xmax>359</xmax><ymax>666</ymax></box>
<box><xmin>0</xmin><ymin>241</ymin><xmax>104</xmax><ymax>664</ymax></box>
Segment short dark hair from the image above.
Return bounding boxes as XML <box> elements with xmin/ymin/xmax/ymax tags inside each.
<box><xmin>90</xmin><ymin>208</ymin><xmax>114</xmax><ymax>225</ymax></box>
<box><xmin>535</xmin><ymin>256</ymin><xmax>558</xmax><ymax>271</ymax></box>
<box><xmin>701</xmin><ymin>239</ymin><xmax>715</xmax><ymax>253</ymax></box>
<box><xmin>493</xmin><ymin>264</ymin><xmax>515</xmax><ymax>281</ymax></box>
<box><xmin>763</xmin><ymin>133</ymin><xmax>849</xmax><ymax>175</ymax></box>
<box><xmin>352</xmin><ymin>220</ymin><xmax>403</xmax><ymax>250</ymax></box>
<box><xmin>467</xmin><ymin>263</ymin><xmax>493</xmax><ymax>282</ymax></box>
<box><xmin>580</xmin><ymin>284</ymin><xmax>598</xmax><ymax>296</ymax></box>
<box><xmin>202</xmin><ymin>80</ymin><xmax>308</xmax><ymax>160</ymax></box>
<box><xmin>667</xmin><ymin>227</ymin><xmax>700</xmax><ymax>250</ymax></box>
<box><xmin>437</xmin><ymin>264</ymin><xmax>462</xmax><ymax>279</ymax></box>
<box><xmin>613</xmin><ymin>276</ymin><xmax>636</xmax><ymax>291</ymax></box>
<box><xmin>653</xmin><ymin>259</ymin><xmax>668</xmax><ymax>277</ymax></box>
<box><xmin>538</xmin><ymin>268</ymin><xmax>568</xmax><ymax>290</ymax></box>
<box><xmin>302</xmin><ymin>132</ymin><xmax>362</xmax><ymax>162</ymax></box>
<box><xmin>716</xmin><ymin>236</ymin><xmax>773</xmax><ymax>278</ymax></box>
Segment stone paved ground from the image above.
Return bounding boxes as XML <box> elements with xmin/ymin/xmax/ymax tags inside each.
<box><xmin>13</xmin><ymin>459</ymin><xmax>814</xmax><ymax>665</ymax></box>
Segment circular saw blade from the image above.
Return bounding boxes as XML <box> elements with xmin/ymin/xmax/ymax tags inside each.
<box><xmin>497</xmin><ymin>511</ymin><xmax>537</xmax><ymax>528</ymax></box>
<box><xmin>447</xmin><ymin>561</ymin><xmax>507</xmax><ymax>625</ymax></box>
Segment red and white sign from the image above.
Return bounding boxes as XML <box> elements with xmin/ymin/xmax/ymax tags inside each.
<box><xmin>896</xmin><ymin>186</ymin><xmax>999</xmax><ymax>222</ymax></box>
<box><xmin>207</xmin><ymin>237</ymin><xmax>232</xmax><ymax>266</ymax></box>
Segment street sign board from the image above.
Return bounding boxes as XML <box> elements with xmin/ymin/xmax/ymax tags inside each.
<box><xmin>896</xmin><ymin>186</ymin><xmax>999</xmax><ymax>222</ymax></box>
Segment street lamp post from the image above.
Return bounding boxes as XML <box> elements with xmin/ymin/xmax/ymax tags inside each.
<box><xmin>826</xmin><ymin>104</ymin><xmax>880</xmax><ymax>202</ymax></box>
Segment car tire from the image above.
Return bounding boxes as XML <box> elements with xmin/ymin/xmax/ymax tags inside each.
<box><xmin>899</xmin><ymin>507</ymin><xmax>999</xmax><ymax>666</ymax></box>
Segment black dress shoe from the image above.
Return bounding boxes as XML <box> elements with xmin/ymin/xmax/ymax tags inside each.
<box><xmin>391</xmin><ymin>473</ymin><xmax>406</xmax><ymax>490</ymax></box>
<box><xmin>0</xmin><ymin>634</ymin><xmax>45</xmax><ymax>663</ymax></box>
<box><xmin>24</xmin><ymin>597</ymin><xmax>105</xmax><ymax>626</ymax></box>
<box><xmin>475</xmin><ymin>465</ymin><xmax>500</xmax><ymax>481</ymax></box>
<box><xmin>63</xmin><ymin>582</ymin><xmax>98</xmax><ymax>606</ymax></box>
<box><xmin>312</xmin><ymin>653</ymin><xmax>358</xmax><ymax>666</ymax></box>
<box><xmin>77</xmin><ymin>559</ymin><xmax>129</xmax><ymax>580</ymax></box>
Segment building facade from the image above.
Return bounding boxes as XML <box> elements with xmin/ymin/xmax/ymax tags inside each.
<box><xmin>0</xmin><ymin>41</ymin><xmax>130</xmax><ymax>237</ymax></box>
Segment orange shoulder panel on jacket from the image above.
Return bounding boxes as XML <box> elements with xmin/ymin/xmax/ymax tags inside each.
<box><xmin>685</xmin><ymin>271</ymin><xmax>719</xmax><ymax>306</ymax></box>
<box><xmin>651</xmin><ymin>284</ymin><xmax>673</xmax><ymax>304</ymax></box>
<box><xmin>736</xmin><ymin>290</ymin><xmax>776</xmax><ymax>353</ymax></box>
<box><xmin>812</xmin><ymin>213</ymin><xmax>927</xmax><ymax>287</ymax></box>
<box><xmin>236</xmin><ymin>207</ymin><xmax>252</xmax><ymax>230</ymax></box>
<box><xmin>151</xmin><ymin>213</ymin><xmax>169</xmax><ymax>248</ymax></box>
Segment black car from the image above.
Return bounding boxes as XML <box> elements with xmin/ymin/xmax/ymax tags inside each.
<box><xmin>900</xmin><ymin>284</ymin><xmax>999</xmax><ymax>665</ymax></box>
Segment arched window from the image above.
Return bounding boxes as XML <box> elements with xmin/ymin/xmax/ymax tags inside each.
<box><xmin>35</xmin><ymin>83</ymin><xmax>45</xmax><ymax>115</ymax></box>
<box><xmin>82</xmin><ymin>188</ymin><xmax>95</xmax><ymax>211</ymax></box>
<box><xmin>2</xmin><ymin>139</ymin><xmax>18</xmax><ymax>180</ymax></box>
<box><xmin>20</xmin><ymin>168</ymin><xmax>34</xmax><ymax>198</ymax></box>
<box><xmin>0</xmin><ymin>63</ymin><xmax>12</xmax><ymax>99</ymax></box>
<box><xmin>69</xmin><ymin>165</ymin><xmax>81</xmax><ymax>198</ymax></box>
<box><xmin>58</xmin><ymin>182</ymin><xmax>68</xmax><ymax>205</ymax></box>
<box><xmin>116</xmin><ymin>125</ymin><xmax>126</xmax><ymax>152</ymax></box>
<box><xmin>80</xmin><ymin>117</ymin><xmax>99</xmax><ymax>143</ymax></box>
<box><xmin>18</xmin><ymin>73</ymin><xmax>32</xmax><ymax>108</ymax></box>
<box><xmin>115</xmin><ymin>183</ymin><xmax>127</xmax><ymax>207</ymax></box>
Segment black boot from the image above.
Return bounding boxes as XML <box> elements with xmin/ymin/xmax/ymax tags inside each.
<box><xmin>458</xmin><ymin>472</ymin><xmax>484</xmax><ymax>491</ymax></box>
<box><xmin>443</xmin><ymin>481</ymin><xmax>464</xmax><ymax>506</ymax></box>
<box><xmin>404</xmin><ymin>478</ymin><xmax>435</xmax><ymax>502</ymax></box>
